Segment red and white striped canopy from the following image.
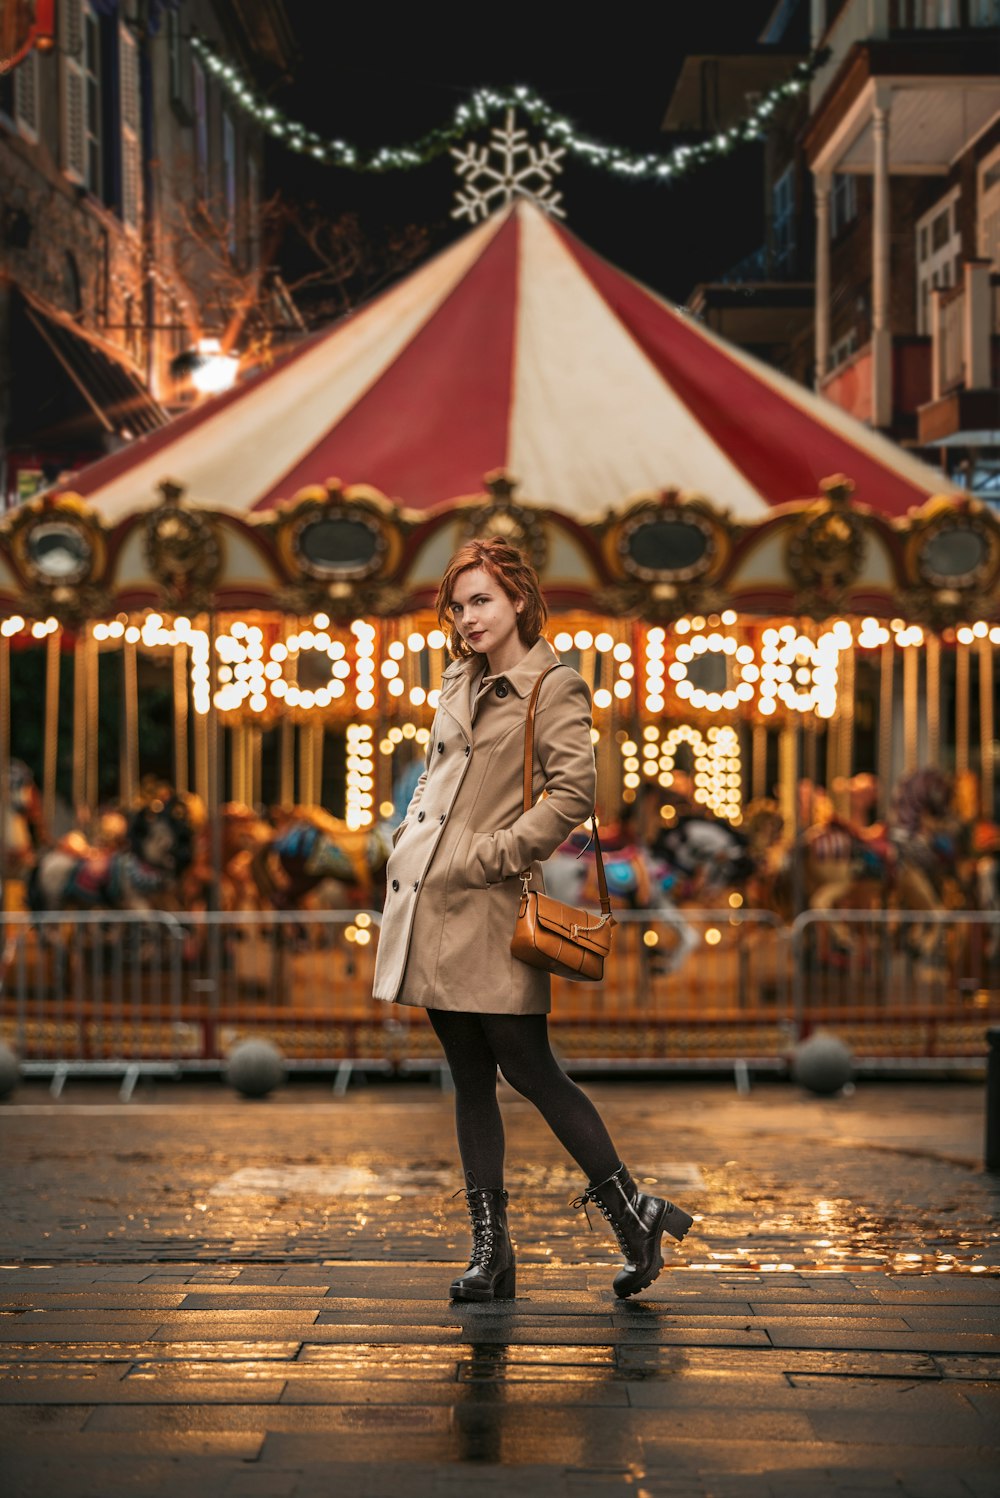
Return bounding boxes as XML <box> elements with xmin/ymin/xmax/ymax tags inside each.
<box><xmin>69</xmin><ymin>200</ymin><xmax>954</xmax><ymax>524</ymax></box>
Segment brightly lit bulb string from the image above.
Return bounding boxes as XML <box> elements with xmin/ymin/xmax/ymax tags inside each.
<box><xmin>628</xmin><ymin>723</ymin><xmax>742</xmax><ymax>823</ymax></box>
<box><xmin>189</xmin><ymin>35</ymin><xmax>828</xmax><ymax>183</ymax></box>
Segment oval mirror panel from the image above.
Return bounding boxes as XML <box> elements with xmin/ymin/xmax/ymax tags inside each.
<box><xmin>627</xmin><ymin>519</ymin><xmax>708</xmax><ymax>575</ymax></box>
<box><xmin>297</xmin><ymin>517</ymin><xmax>379</xmax><ymax>575</ymax></box>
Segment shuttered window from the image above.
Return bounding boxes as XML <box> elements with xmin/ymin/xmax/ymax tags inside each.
<box><xmin>60</xmin><ymin>0</ymin><xmax>86</xmax><ymax>182</ymax></box>
<box><xmin>119</xmin><ymin>18</ymin><xmax>141</xmax><ymax>230</ymax></box>
<box><xmin>14</xmin><ymin>48</ymin><xmax>39</xmax><ymax>139</ymax></box>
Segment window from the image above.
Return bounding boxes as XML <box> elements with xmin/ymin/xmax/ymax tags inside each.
<box><xmin>118</xmin><ymin>17</ymin><xmax>141</xmax><ymax>230</ymax></box>
<box><xmin>247</xmin><ymin>152</ymin><xmax>260</xmax><ymax>269</ymax></box>
<box><xmin>915</xmin><ymin>187</ymin><xmax>961</xmax><ymax>332</ymax></box>
<box><xmin>971</xmin><ymin>0</ymin><xmax>1000</xmax><ymax>23</ymax></box>
<box><xmin>13</xmin><ymin>48</ymin><xmax>39</xmax><ymax>139</ymax></box>
<box><xmin>830</xmin><ymin>173</ymin><xmax>857</xmax><ymax>236</ymax></box>
<box><xmin>830</xmin><ymin>328</ymin><xmax>859</xmax><ymax>369</ymax></box>
<box><xmin>979</xmin><ymin>144</ymin><xmax>1000</xmax><ymax>269</ymax></box>
<box><xmin>60</xmin><ymin>1</ymin><xmax>102</xmax><ymax>194</ymax></box>
<box><xmin>192</xmin><ymin>58</ymin><xmax>208</xmax><ymax>198</ymax></box>
<box><xmin>772</xmin><ymin>165</ymin><xmax>795</xmax><ymax>271</ymax></box>
<box><xmin>166</xmin><ymin>7</ymin><xmax>191</xmax><ymax>117</ymax></box>
<box><xmin>223</xmin><ymin>111</ymin><xmax>236</xmax><ymax>255</ymax></box>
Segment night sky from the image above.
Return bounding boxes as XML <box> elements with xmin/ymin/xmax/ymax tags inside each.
<box><xmin>267</xmin><ymin>0</ymin><xmax>791</xmax><ymax>308</ymax></box>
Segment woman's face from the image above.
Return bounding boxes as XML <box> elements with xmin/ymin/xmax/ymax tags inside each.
<box><xmin>448</xmin><ymin>566</ymin><xmax>523</xmax><ymax>658</ymax></box>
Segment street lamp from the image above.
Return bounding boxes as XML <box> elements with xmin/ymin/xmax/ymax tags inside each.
<box><xmin>169</xmin><ymin>338</ymin><xmax>241</xmax><ymax>399</ymax></box>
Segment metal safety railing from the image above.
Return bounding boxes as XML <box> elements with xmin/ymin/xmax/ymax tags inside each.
<box><xmin>1</xmin><ymin>906</ymin><xmax>998</xmax><ymax>1090</ymax></box>
<box><xmin>792</xmin><ymin>908</ymin><xmax>1000</xmax><ymax>1070</ymax></box>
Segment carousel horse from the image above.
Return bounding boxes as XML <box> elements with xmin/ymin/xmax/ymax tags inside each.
<box><xmin>27</xmin><ymin>795</ymin><xmax>195</xmax><ymax>913</ymax></box>
<box><xmin>249</xmin><ymin>805</ymin><xmax>393</xmax><ymax>915</ymax></box>
<box><xmin>1</xmin><ymin>759</ymin><xmax>45</xmax><ymax>882</ymax></box>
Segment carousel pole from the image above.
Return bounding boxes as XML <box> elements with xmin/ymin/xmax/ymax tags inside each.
<box><xmin>43</xmin><ymin>626</ymin><xmax>61</xmax><ymax>830</ymax></box>
<box><xmin>313</xmin><ymin>723</ymin><xmax>325</xmax><ymax>808</ymax></box>
<box><xmin>902</xmin><ymin>641</ymin><xmax>919</xmax><ymax>774</ymax></box>
<box><xmin>72</xmin><ymin>627</ymin><xmax>88</xmax><ymax>823</ymax></box>
<box><xmin>250</xmin><ymin>725</ymin><xmax>262</xmax><ymax>811</ymax></box>
<box><xmin>980</xmin><ymin>636</ymin><xmax>994</xmax><ymax>820</ymax></box>
<box><xmin>230</xmin><ymin>722</ymin><xmax>245</xmax><ymax>806</ymax></box>
<box><xmin>121</xmin><ymin>631</ymin><xmax>139</xmax><ymax>807</ymax></box>
<box><xmin>841</xmin><ymin>641</ymin><xmax>855</xmax><ymax>797</ymax></box>
<box><xmin>955</xmin><ymin>636</ymin><xmax>970</xmax><ymax>777</ymax></box>
<box><xmin>877</xmin><ymin>636</ymin><xmax>895</xmax><ymax>821</ymax></box>
<box><xmin>926</xmin><ymin>630</ymin><xmax>941</xmax><ymax>770</ymax></box>
<box><xmin>752</xmin><ymin>724</ymin><xmax>767</xmax><ymax>801</ymax></box>
<box><xmin>85</xmin><ymin>629</ymin><xmax>99</xmax><ymax>812</ymax></box>
<box><xmin>298</xmin><ymin>722</ymin><xmax>313</xmax><ymax>805</ymax></box>
<box><xmin>0</xmin><ymin>630</ymin><xmax>10</xmax><ymax>915</ymax></box>
<box><xmin>173</xmin><ymin>640</ymin><xmax>189</xmax><ymax>797</ymax></box>
<box><xmin>279</xmin><ymin>718</ymin><xmax>294</xmax><ymax>806</ymax></box>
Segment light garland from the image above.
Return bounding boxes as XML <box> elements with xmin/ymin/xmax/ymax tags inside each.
<box><xmin>190</xmin><ymin>35</ymin><xmax>828</xmax><ymax>185</ymax></box>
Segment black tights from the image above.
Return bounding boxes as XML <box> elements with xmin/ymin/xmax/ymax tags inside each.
<box><xmin>428</xmin><ymin>1010</ymin><xmax>621</xmax><ymax>1190</ymax></box>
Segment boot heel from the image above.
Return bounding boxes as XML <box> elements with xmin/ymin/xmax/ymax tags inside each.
<box><xmin>662</xmin><ymin>1203</ymin><xmax>694</xmax><ymax>1242</ymax></box>
<box><xmin>493</xmin><ymin>1265</ymin><xmax>516</xmax><ymax>1299</ymax></box>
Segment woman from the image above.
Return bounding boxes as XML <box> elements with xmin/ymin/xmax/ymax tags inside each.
<box><xmin>372</xmin><ymin>538</ymin><xmax>693</xmax><ymax>1301</ymax></box>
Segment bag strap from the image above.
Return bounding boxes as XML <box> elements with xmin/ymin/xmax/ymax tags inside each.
<box><xmin>522</xmin><ymin>664</ymin><xmax>612</xmax><ymax>919</ymax></box>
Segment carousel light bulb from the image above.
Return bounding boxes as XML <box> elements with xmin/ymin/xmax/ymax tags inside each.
<box><xmin>623</xmin><ymin>773</ymin><xmax>640</xmax><ymax>789</ymax></box>
<box><xmin>313</xmin><ymin>613</ymin><xmax>330</xmax><ymax>629</ymax></box>
<box><xmin>407</xmin><ymin>632</ymin><xmax>425</xmax><ymax>652</ymax></box>
<box><xmin>646</xmin><ymin>695</ymin><xmax>665</xmax><ymax>713</ymax></box>
<box><xmin>643</xmin><ymin>726</ymin><xmax>659</xmax><ymax>740</ymax></box>
<box><xmin>674</xmin><ymin>619</ymin><xmax>690</xmax><ymax>635</ymax></box>
<box><xmin>381</xmin><ymin>660</ymin><xmax>399</xmax><ymax>678</ymax></box>
<box><xmin>624</xmin><ymin>757</ymin><xmax>640</xmax><ymax>772</ymax></box>
<box><xmin>428</xmin><ymin>629</ymin><xmax>446</xmax><ymax>650</ymax></box>
<box><xmin>409</xmin><ymin>687</ymin><xmax>426</xmax><ymax>705</ymax></box>
<box><xmin>574</xmin><ymin>630</ymin><xmax>594</xmax><ymax>650</ymax></box>
<box><xmin>613</xmin><ymin>680</ymin><xmax>631</xmax><ymax>698</ymax></box>
<box><xmin>357</xmin><ymin>692</ymin><xmax>375</xmax><ymax>710</ymax></box>
<box><xmin>388</xmin><ymin>679</ymin><xmax>405</xmax><ymax>697</ymax></box>
<box><xmin>415</xmin><ymin>727</ymin><xmax>431</xmax><ymax>744</ymax></box>
<box><xmin>595</xmin><ymin>632</ymin><xmax>614</xmax><ymax>652</ymax></box>
<box><xmin>612</xmin><ymin>643</ymin><xmax>632</xmax><ymax>663</ymax></box>
<box><xmin>388</xmin><ymin>641</ymin><xmax>405</xmax><ymax>660</ymax></box>
<box><xmin>957</xmin><ymin>626</ymin><xmax>975</xmax><ymax>644</ymax></box>
<box><xmin>722</xmin><ymin>610</ymin><xmax>737</xmax><ymax>626</ymax></box>
<box><xmin>331</xmin><ymin>680</ymin><xmax>346</xmax><ymax>698</ymax></box>
<box><xmin>593</xmin><ymin>688</ymin><xmax>612</xmax><ymax>709</ymax></box>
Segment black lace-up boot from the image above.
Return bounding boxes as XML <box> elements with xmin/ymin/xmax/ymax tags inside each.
<box><xmin>450</xmin><ymin>1187</ymin><xmax>516</xmax><ymax>1302</ymax></box>
<box><xmin>572</xmin><ymin>1162</ymin><xmax>693</xmax><ymax>1298</ymax></box>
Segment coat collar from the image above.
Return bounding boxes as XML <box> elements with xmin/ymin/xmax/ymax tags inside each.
<box><xmin>440</xmin><ymin>636</ymin><xmax>561</xmax><ymax>700</ymax></box>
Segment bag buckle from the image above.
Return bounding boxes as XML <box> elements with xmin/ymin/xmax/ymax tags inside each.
<box><xmin>520</xmin><ymin>872</ymin><xmax>532</xmax><ymax>896</ymax></box>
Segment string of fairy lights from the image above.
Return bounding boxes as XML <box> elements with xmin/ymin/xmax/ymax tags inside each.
<box><xmin>189</xmin><ymin>34</ymin><xmax>828</xmax><ymax>184</ymax></box>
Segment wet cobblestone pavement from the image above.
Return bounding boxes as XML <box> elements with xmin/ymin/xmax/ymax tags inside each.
<box><xmin>0</xmin><ymin>1078</ymin><xmax>998</xmax><ymax>1496</ymax></box>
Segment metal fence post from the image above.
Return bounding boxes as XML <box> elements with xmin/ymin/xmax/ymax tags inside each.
<box><xmin>986</xmin><ymin>1027</ymin><xmax>1000</xmax><ymax>1173</ymax></box>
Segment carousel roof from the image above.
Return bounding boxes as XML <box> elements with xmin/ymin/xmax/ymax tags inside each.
<box><xmin>68</xmin><ymin>200</ymin><xmax>955</xmax><ymax>525</ymax></box>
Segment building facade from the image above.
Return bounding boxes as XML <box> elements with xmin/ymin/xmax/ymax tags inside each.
<box><xmin>0</xmin><ymin>0</ymin><xmax>294</xmax><ymax>510</ymax></box>
<box><xmin>666</xmin><ymin>0</ymin><xmax>1000</xmax><ymax>499</ymax></box>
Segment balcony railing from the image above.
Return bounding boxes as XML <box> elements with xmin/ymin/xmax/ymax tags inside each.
<box><xmin>812</xmin><ymin>1</ymin><xmax>999</xmax><ymax>105</ymax></box>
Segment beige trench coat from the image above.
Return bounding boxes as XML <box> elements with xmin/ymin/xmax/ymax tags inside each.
<box><xmin>371</xmin><ymin>636</ymin><xmax>596</xmax><ymax>1013</ymax></box>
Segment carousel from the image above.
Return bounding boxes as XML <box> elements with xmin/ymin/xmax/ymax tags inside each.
<box><xmin>1</xmin><ymin>201</ymin><xmax>998</xmax><ymax>1071</ymax></box>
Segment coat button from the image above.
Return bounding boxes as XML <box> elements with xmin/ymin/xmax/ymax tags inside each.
<box><xmin>437</xmin><ymin>742</ymin><xmax>444</xmax><ymax>753</ymax></box>
<box><xmin>412</xmin><ymin>881</ymin><xmax>419</xmax><ymax>891</ymax></box>
<box><xmin>464</xmin><ymin>744</ymin><xmax>471</xmax><ymax>756</ymax></box>
<box><xmin>495</xmin><ymin>681</ymin><xmax>509</xmax><ymax>698</ymax></box>
<box><xmin>391</xmin><ymin>879</ymin><xmax>399</xmax><ymax>892</ymax></box>
<box><xmin>417</xmin><ymin>810</ymin><xmax>425</xmax><ymax>822</ymax></box>
<box><xmin>439</xmin><ymin>814</ymin><xmax>446</xmax><ymax>824</ymax></box>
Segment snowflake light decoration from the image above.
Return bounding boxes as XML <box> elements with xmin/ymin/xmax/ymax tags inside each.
<box><xmin>451</xmin><ymin>108</ymin><xmax>565</xmax><ymax>223</ymax></box>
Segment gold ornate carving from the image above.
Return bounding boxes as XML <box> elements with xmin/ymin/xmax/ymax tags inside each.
<box><xmin>143</xmin><ymin>481</ymin><xmax>222</xmax><ymax>608</ymax></box>
<box><xmin>457</xmin><ymin>471</ymin><xmax>549</xmax><ymax>571</ymax></box>
<box><xmin>269</xmin><ymin>482</ymin><xmax>403</xmax><ymax>586</ymax></box>
<box><xmin>3</xmin><ymin>491</ymin><xmax>108</xmax><ymax>623</ymax></box>
<box><xmin>785</xmin><ymin>474</ymin><xmax>866</xmax><ymax>615</ymax></box>
<box><xmin>899</xmin><ymin>495</ymin><xmax>1000</xmax><ymax>625</ymax></box>
<box><xmin>601</xmin><ymin>488</ymin><xmax>732</xmax><ymax>587</ymax></box>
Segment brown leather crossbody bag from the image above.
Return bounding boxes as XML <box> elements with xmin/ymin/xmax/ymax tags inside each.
<box><xmin>510</xmin><ymin>664</ymin><xmax>617</xmax><ymax>983</ymax></box>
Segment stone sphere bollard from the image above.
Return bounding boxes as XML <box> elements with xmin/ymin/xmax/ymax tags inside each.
<box><xmin>0</xmin><ymin>1042</ymin><xmax>20</xmax><ymax>1099</ymax></box>
<box><xmin>225</xmin><ymin>1039</ymin><xmax>286</xmax><ymax>1098</ymax></box>
<box><xmin>791</xmin><ymin>1031</ymin><xmax>854</xmax><ymax>1096</ymax></box>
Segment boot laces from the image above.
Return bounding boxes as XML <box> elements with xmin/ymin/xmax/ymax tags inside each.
<box><xmin>570</xmin><ymin>1185</ymin><xmax>631</xmax><ymax>1256</ymax></box>
<box><xmin>453</xmin><ymin>1188</ymin><xmax>497</xmax><ymax>1268</ymax></box>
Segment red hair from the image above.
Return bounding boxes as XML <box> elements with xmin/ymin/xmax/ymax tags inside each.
<box><xmin>436</xmin><ymin>538</ymin><xmax>547</xmax><ymax>659</ymax></box>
